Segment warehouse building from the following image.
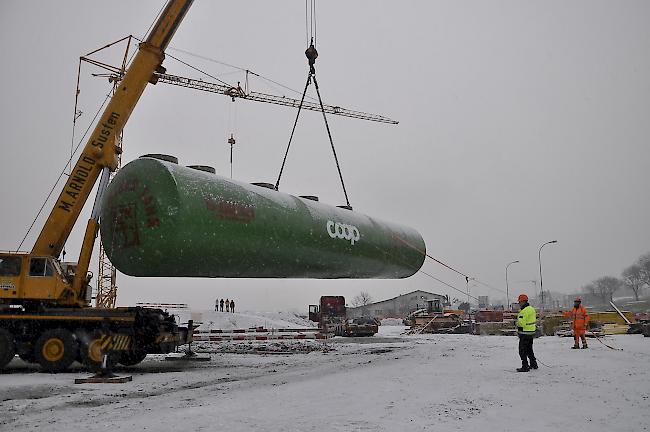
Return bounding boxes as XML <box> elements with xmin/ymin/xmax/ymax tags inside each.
<box><xmin>347</xmin><ymin>290</ymin><xmax>448</xmax><ymax>319</ymax></box>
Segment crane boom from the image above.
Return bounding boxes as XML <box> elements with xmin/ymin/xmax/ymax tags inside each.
<box><xmin>32</xmin><ymin>0</ymin><xmax>193</xmax><ymax>259</ymax></box>
<box><xmin>0</xmin><ymin>0</ymin><xmax>196</xmax><ymax>374</ymax></box>
<box><xmin>155</xmin><ymin>72</ymin><xmax>399</xmax><ymax>124</ymax></box>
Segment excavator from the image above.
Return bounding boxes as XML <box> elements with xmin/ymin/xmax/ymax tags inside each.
<box><xmin>0</xmin><ymin>0</ymin><xmax>195</xmax><ymax>372</ymax></box>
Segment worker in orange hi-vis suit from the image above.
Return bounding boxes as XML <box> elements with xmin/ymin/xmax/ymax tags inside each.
<box><xmin>563</xmin><ymin>297</ymin><xmax>590</xmax><ymax>349</ymax></box>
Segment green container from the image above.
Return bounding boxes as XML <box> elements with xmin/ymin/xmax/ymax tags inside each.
<box><xmin>100</xmin><ymin>156</ymin><xmax>426</xmax><ymax>278</ymax></box>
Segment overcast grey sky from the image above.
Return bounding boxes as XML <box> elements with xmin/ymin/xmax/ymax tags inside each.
<box><xmin>1</xmin><ymin>1</ymin><xmax>649</xmax><ymax>311</ymax></box>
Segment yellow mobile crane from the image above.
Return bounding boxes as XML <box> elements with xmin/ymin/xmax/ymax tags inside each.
<box><xmin>0</xmin><ymin>0</ymin><xmax>194</xmax><ymax>372</ymax></box>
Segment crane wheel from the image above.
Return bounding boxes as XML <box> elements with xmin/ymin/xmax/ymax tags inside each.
<box><xmin>35</xmin><ymin>329</ymin><xmax>78</xmax><ymax>373</ymax></box>
<box><xmin>79</xmin><ymin>332</ymin><xmax>116</xmax><ymax>371</ymax></box>
<box><xmin>118</xmin><ymin>349</ymin><xmax>148</xmax><ymax>366</ymax></box>
<box><xmin>0</xmin><ymin>329</ymin><xmax>16</xmax><ymax>369</ymax></box>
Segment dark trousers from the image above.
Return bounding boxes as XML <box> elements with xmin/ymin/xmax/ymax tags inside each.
<box><xmin>518</xmin><ymin>334</ymin><xmax>536</xmax><ymax>367</ymax></box>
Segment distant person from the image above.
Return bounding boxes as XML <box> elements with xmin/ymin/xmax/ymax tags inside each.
<box><xmin>230</xmin><ymin>299</ymin><xmax>235</xmax><ymax>313</ymax></box>
<box><xmin>220</xmin><ymin>298</ymin><xmax>224</xmax><ymax>312</ymax></box>
<box><xmin>516</xmin><ymin>294</ymin><xmax>538</xmax><ymax>372</ymax></box>
<box><xmin>563</xmin><ymin>297</ymin><xmax>590</xmax><ymax>349</ymax></box>
<box><xmin>215</xmin><ymin>299</ymin><xmax>219</xmax><ymax>312</ymax></box>
<box><xmin>225</xmin><ymin>298</ymin><xmax>230</xmax><ymax>313</ymax></box>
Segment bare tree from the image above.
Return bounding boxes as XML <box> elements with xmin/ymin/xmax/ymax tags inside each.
<box><xmin>622</xmin><ymin>264</ymin><xmax>645</xmax><ymax>301</ymax></box>
<box><xmin>638</xmin><ymin>253</ymin><xmax>650</xmax><ymax>291</ymax></box>
<box><xmin>582</xmin><ymin>283</ymin><xmax>596</xmax><ymax>302</ymax></box>
<box><xmin>590</xmin><ymin>276</ymin><xmax>621</xmax><ymax>303</ymax></box>
<box><xmin>351</xmin><ymin>291</ymin><xmax>373</xmax><ymax>307</ymax></box>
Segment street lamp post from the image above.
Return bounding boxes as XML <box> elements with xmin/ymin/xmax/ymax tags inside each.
<box><xmin>538</xmin><ymin>240</ymin><xmax>558</xmax><ymax>310</ymax></box>
<box><xmin>505</xmin><ymin>260</ymin><xmax>519</xmax><ymax>311</ymax></box>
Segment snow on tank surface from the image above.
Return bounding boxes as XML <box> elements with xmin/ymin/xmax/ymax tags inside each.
<box><xmin>102</xmin><ymin>156</ymin><xmax>425</xmax><ymax>278</ymax></box>
<box><xmin>161</xmin><ymin>160</ymin><xmax>300</xmax><ymax>212</ymax></box>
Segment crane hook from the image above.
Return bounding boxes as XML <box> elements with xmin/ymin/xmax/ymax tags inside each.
<box><xmin>305</xmin><ymin>39</ymin><xmax>318</xmax><ymax>74</ymax></box>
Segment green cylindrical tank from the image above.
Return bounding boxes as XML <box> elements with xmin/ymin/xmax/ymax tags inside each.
<box><xmin>99</xmin><ymin>156</ymin><xmax>425</xmax><ymax>278</ymax></box>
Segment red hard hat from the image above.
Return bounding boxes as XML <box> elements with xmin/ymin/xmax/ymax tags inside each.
<box><xmin>518</xmin><ymin>294</ymin><xmax>528</xmax><ymax>302</ymax></box>
<box><xmin>575</xmin><ymin>297</ymin><xmax>581</xmax><ymax>302</ymax></box>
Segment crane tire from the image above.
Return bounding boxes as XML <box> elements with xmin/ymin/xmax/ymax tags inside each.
<box><xmin>35</xmin><ymin>329</ymin><xmax>78</xmax><ymax>373</ymax></box>
<box><xmin>0</xmin><ymin>329</ymin><xmax>16</xmax><ymax>369</ymax></box>
<box><xmin>79</xmin><ymin>331</ymin><xmax>117</xmax><ymax>371</ymax></box>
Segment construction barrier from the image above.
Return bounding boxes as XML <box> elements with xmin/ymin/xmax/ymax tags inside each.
<box><xmin>192</xmin><ymin>333</ymin><xmax>331</xmax><ymax>341</ymax></box>
<box><xmin>136</xmin><ymin>302</ymin><xmax>189</xmax><ymax>309</ymax></box>
<box><xmin>194</xmin><ymin>328</ymin><xmax>318</xmax><ymax>334</ymax></box>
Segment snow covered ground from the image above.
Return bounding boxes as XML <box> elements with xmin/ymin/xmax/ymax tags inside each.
<box><xmin>2</xmin><ymin>320</ymin><xmax>649</xmax><ymax>431</ymax></box>
<box><xmin>196</xmin><ymin>310</ymin><xmax>316</xmax><ymax>331</ymax></box>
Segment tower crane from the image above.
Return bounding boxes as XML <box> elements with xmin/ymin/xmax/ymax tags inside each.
<box><xmin>154</xmin><ymin>72</ymin><xmax>398</xmax><ymax>124</ymax></box>
<box><xmin>83</xmin><ymin>55</ymin><xmax>399</xmax><ymax>124</ymax></box>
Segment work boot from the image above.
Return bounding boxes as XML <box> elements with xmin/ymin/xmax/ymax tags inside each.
<box><xmin>581</xmin><ymin>344</ymin><xmax>588</xmax><ymax>349</ymax></box>
<box><xmin>572</xmin><ymin>344</ymin><xmax>579</xmax><ymax>349</ymax></box>
<box><xmin>530</xmin><ymin>361</ymin><xmax>538</xmax><ymax>370</ymax></box>
<box><xmin>516</xmin><ymin>364</ymin><xmax>530</xmax><ymax>372</ymax></box>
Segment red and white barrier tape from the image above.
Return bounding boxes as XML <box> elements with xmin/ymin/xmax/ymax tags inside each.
<box><xmin>194</xmin><ymin>328</ymin><xmax>318</xmax><ymax>334</ymax></box>
<box><xmin>192</xmin><ymin>333</ymin><xmax>331</xmax><ymax>341</ymax></box>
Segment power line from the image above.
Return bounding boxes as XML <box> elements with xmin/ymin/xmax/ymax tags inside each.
<box><xmin>393</xmin><ymin>235</ymin><xmax>506</xmax><ymax>297</ymax></box>
<box><xmin>416</xmin><ymin>269</ymin><xmax>480</xmax><ymax>301</ymax></box>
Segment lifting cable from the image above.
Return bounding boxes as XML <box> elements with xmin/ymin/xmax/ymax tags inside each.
<box><xmin>275</xmin><ymin>1</ymin><xmax>352</xmax><ymax>208</ymax></box>
<box><xmin>274</xmin><ymin>74</ymin><xmax>312</xmax><ymax>191</ymax></box>
<box><xmin>62</xmin><ymin>59</ymin><xmax>84</xmax><ymax>260</ymax></box>
<box><xmin>312</xmin><ymin>70</ymin><xmax>352</xmax><ymax>208</ymax></box>
<box><xmin>227</xmin><ymin>89</ymin><xmax>238</xmax><ymax>178</ymax></box>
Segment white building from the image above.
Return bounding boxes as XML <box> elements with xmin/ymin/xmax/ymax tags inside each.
<box><xmin>347</xmin><ymin>290</ymin><xmax>448</xmax><ymax>319</ymax></box>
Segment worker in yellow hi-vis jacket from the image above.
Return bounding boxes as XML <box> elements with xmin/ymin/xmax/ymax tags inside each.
<box><xmin>516</xmin><ymin>294</ymin><xmax>538</xmax><ymax>372</ymax></box>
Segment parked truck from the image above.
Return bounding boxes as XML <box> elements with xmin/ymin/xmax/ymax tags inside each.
<box><xmin>0</xmin><ymin>0</ymin><xmax>194</xmax><ymax>373</ymax></box>
<box><xmin>309</xmin><ymin>296</ymin><xmax>378</xmax><ymax>337</ymax></box>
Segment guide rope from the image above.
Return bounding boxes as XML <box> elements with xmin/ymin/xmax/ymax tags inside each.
<box><xmin>368</xmin><ymin>239</ymin><xmax>480</xmax><ymax>301</ymax></box>
<box><xmin>592</xmin><ymin>333</ymin><xmax>623</xmax><ymax>351</ymax></box>
<box><xmin>393</xmin><ymin>235</ymin><xmax>507</xmax><ymax>296</ymax></box>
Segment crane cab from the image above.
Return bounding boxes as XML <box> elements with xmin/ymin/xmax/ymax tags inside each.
<box><xmin>308</xmin><ymin>304</ymin><xmax>320</xmax><ymax>322</ymax></box>
<box><xmin>0</xmin><ymin>253</ymin><xmax>90</xmax><ymax>308</ymax></box>
<box><xmin>426</xmin><ymin>298</ymin><xmax>443</xmax><ymax>314</ymax></box>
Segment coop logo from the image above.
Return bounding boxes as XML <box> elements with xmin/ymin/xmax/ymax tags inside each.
<box><xmin>326</xmin><ymin>221</ymin><xmax>360</xmax><ymax>245</ymax></box>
